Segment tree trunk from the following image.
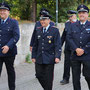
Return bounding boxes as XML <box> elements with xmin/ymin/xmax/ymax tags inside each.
<box><xmin>81</xmin><ymin>0</ymin><xmax>84</xmax><ymax>3</ymax></box>
<box><xmin>31</xmin><ymin>0</ymin><xmax>37</xmax><ymax>22</ymax></box>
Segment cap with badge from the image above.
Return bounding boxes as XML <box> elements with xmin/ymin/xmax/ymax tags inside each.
<box><xmin>39</xmin><ymin>8</ymin><xmax>49</xmax><ymax>15</ymax></box>
<box><xmin>39</xmin><ymin>8</ymin><xmax>52</xmax><ymax>20</ymax></box>
<box><xmin>77</xmin><ymin>5</ymin><xmax>89</xmax><ymax>13</ymax></box>
<box><xmin>67</xmin><ymin>10</ymin><xmax>77</xmax><ymax>17</ymax></box>
<box><xmin>0</xmin><ymin>2</ymin><xmax>10</xmax><ymax>11</ymax></box>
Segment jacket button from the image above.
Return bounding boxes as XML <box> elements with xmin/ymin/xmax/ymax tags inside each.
<box><xmin>80</xmin><ymin>37</ymin><xmax>82</xmax><ymax>39</ymax></box>
<box><xmin>80</xmin><ymin>42</ymin><xmax>82</xmax><ymax>43</ymax></box>
<box><xmin>42</xmin><ymin>51</ymin><xmax>44</xmax><ymax>53</ymax></box>
<box><xmin>86</xmin><ymin>45</ymin><xmax>88</xmax><ymax>47</ymax></box>
<box><xmin>42</xmin><ymin>47</ymin><xmax>44</xmax><ymax>49</ymax></box>
<box><xmin>80</xmin><ymin>46</ymin><xmax>82</xmax><ymax>48</ymax></box>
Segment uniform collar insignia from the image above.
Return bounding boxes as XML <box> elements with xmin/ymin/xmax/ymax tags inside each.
<box><xmin>1</xmin><ymin>5</ymin><xmax>5</xmax><ymax>7</ymax></box>
<box><xmin>47</xmin><ymin>36</ymin><xmax>52</xmax><ymax>39</ymax></box>
<box><xmin>80</xmin><ymin>8</ymin><xmax>84</xmax><ymax>10</ymax></box>
<box><xmin>86</xmin><ymin>28</ymin><xmax>90</xmax><ymax>30</ymax></box>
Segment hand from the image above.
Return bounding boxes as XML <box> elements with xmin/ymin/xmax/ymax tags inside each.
<box><xmin>32</xmin><ymin>58</ymin><xmax>36</xmax><ymax>63</ymax></box>
<box><xmin>76</xmin><ymin>48</ymin><xmax>84</xmax><ymax>56</ymax></box>
<box><xmin>30</xmin><ymin>46</ymin><xmax>33</xmax><ymax>52</ymax></box>
<box><xmin>55</xmin><ymin>58</ymin><xmax>60</xmax><ymax>63</ymax></box>
<box><xmin>2</xmin><ymin>45</ymin><xmax>9</xmax><ymax>54</ymax></box>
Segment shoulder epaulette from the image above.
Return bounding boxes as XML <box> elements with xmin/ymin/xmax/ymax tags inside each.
<box><xmin>37</xmin><ymin>26</ymin><xmax>42</xmax><ymax>29</ymax></box>
<box><xmin>51</xmin><ymin>26</ymin><xmax>57</xmax><ymax>28</ymax></box>
<box><xmin>12</xmin><ymin>18</ymin><xmax>16</xmax><ymax>20</ymax></box>
<box><xmin>87</xmin><ymin>21</ymin><xmax>90</xmax><ymax>25</ymax></box>
<box><xmin>51</xmin><ymin>26</ymin><xmax>58</xmax><ymax>30</ymax></box>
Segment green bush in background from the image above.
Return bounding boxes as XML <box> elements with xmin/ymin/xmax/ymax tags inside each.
<box><xmin>1</xmin><ymin>0</ymin><xmax>90</xmax><ymax>22</ymax></box>
<box><xmin>25</xmin><ymin>53</ymin><xmax>32</xmax><ymax>63</ymax></box>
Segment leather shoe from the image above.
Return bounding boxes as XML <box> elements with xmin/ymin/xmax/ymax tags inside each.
<box><xmin>60</xmin><ymin>79</ymin><xmax>69</xmax><ymax>85</ymax></box>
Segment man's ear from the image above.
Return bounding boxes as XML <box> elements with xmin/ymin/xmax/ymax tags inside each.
<box><xmin>49</xmin><ymin>19</ymin><xmax>51</xmax><ymax>23</ymax></box>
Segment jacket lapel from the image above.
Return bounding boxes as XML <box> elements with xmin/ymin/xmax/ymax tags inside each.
<box><xmin>76</xmin><ymin>21</ymin><xmax>90</xmax><ymax>32</ymax></box>
<box><xmin>39</xmin><ymin>27</ymin><xmax>43</xmax><ymax>37</ymax></box>
<box><xmin>0</xmin><ymin>19</ymin><xmax>1</xmax><ymax>24</ymax></box>
<box><xmin>76</xmin><ymin>21</ymin><xmax>82</xmax><ymax>32</ymax></box>
<box><xmin>84</xmin><ymin>21</ymin><xmax>90</xmax><ymax>29</ymax></box>
<box><xmin>4</xmin><ymin>17</ymin><xmax>10</xmax><ymax>26</ymax></box>
<box><xmin>43</xmin><ymin>26</ymin><xmax>51</xmax><ymax>38</ymax></box>
<box><xmin>0</xmin><ymin>17</ymin><xmax>10</xmax><ymax>28</ymax></box>
<box><xmin>81</xmin><ymin>21</ymin><xmax>90</xmax><ymax>32</ymax></box>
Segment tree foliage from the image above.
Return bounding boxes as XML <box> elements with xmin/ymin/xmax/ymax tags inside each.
<box><xmin>0</xmin><ymin>0</ymin><xmax>90</xmax><ymax>22</ymax></box>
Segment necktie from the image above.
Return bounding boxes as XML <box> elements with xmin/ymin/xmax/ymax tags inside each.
<box><xmin>43</xmin><ymin>28</ymin><xmax>46</xmax><ymax>33</ymax></box>
<box><xmin>81</xmin><ymin>24</ymin><xmax>84</xmax><ymax>30</ymax></box>
<box><xmin>1</xmin><ymin>20</ymin><xmax>4</xmax><ymax>24</ymax></box>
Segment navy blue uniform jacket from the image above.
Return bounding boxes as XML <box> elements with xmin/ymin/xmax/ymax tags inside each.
<box><xmin>61</xmin><ymin>21</ymin><xmax>72</xmax><ymax>51</ymax></box>
<box><xmin>67</xmin><ymin>21</ymin><xmax>90</xmax><ymax>60</ymax></box>
<box><xmin>0</xmin><ymin>17</ymin><xmax>20</xmax><ymax>56</ymax></box>
<box><xmin>32</xmin><ymin>26</ymin><xmax>61</xmax><ymax>64</ymax></box>
<box><xmin>30</xmin><ymin>21</ymin><xmax>55</xmax><ymax>47</ymax></box>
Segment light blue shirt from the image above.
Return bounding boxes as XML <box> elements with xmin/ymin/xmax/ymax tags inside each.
<box><xmin>1</xmin><ymin>17</ymin><xmax>8</xmax><ymax>24</ymax></box>
<box><xmin>43</xmin><ymin>24</ymin><xmax>50</xmax><ymax>33</ymax></box>
<box><xmin>80</xmin><ymin>21</ymin><xmax>87</xmax><ymax>25</ymax></box>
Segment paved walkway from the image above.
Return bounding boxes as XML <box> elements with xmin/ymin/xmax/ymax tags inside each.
<box><xmin>0</xmin><ymin>52</ymin><xmax>89</xmax><ymax>90</ymax></box>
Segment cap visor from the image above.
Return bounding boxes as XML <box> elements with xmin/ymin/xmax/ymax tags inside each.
<box><xmin>0</xmin><ymin>7</ymin><xmax>9</xmax><ymax>10</ymax></box>
<box><xmin>40</xmin><ymin>17</ymin><xmax>49</xmax><ymax>20</ymax></box>
<box><xmin>78</xmin><ymin>9</ymin><xmax>88</xmax><ymax>13</ymax></box>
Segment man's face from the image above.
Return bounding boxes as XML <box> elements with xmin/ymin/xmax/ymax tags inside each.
<box><xmin>40</xmin><ymin>19</ymin><xmax>50</xmax><ymax>27</ymax></box>
<box><xmin>0</xmin><ymin>9</ymin><xmax>9</xmax><ymax>20</ymax></box>
<box><xmin>78</xmin><ymin>11</ymin><xmax>88</xmax><ymax>21</ymax></box>
<box><xmin>69</xmin><ymin>14</ymin><xmax>76</xmax><ymax>21</ymax></box>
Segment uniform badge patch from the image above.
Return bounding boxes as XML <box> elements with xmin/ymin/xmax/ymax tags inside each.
<box><xmin>47</xmin><ymin>36</ymin><xmax>52</xmax><ymax>39</ymax></box>
<box><xmin>86</xmin><ymin>29</ymin><xmax>90</xmax><ymax>30</ymax></box>
<box><xmin>49</xmin><ymin>40</ymin><xmax>51</xmax><ymax>43</ymax></box>
<box><xmin>38</xmin><ymin>35</ymin><xmax>41</xmax><ymax>39</ymax></box>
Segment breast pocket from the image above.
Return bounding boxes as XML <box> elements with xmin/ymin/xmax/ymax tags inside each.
<box><xmin>72</xmin><ymin>30</ymin><xmax>80</xmax><ymax>37</ymax></box>
<box><xmin>47</xmin><ymin>36</ymin><xmax>54</xmax><ymax>44</ymax></box>
<box><xmin>72</xmin><ymin>30</ymin><xmax>79</xmax><ymax>34</ymax></box>
<box><xmin>2</xmin><ymin>27</ymin><xmax>13</xmax><ymax>35</ymax></box>
<box><xmin>84</xmin><ymin>30</ymin><xmax>90</xmax><ymax>34</ymax></box>
<box><xmin>71</xmin><ymin>31</ymin><xmax>81</xmax><ymax>41</ymax></box>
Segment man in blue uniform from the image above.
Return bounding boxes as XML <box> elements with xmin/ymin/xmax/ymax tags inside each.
<box><xmin>30</xmin><ymin>8</ymin><xmax>55</xmax><ymax>78</ymax></box>
<box><xmin>0</xmin><ymin>2</ymin><xmax>20</xmax><ymax>90</ymax></box>
<box><xmin>60</xmin><ymin>10</ymin><xmax>77</xmax><ymax>85</ymax></box>
<box><xmin>30</xmin><ymin>8</ymin><xmax>55</xmax><ymax>52</ymax></box>
<box><xmin>67</xmin><ymin>5</ymin><xmax>90</xmax><ymax>90</ymax></box>
<box><xmin>32</xmin><ymin>11</ymin><xmax>61</xmax><ymax>90</ymax></box>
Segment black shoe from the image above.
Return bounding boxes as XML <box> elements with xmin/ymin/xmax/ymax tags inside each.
<box><xmin>60</xmin><ymin>79</ymin><xmax>69</xmax><ymax>85</ymax></box>
<box><xmin>35</xmin><ymin>74</ymin><xmax>37</xmax><ymax>78</ymax></box>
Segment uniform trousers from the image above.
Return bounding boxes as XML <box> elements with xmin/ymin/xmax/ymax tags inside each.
<box><xmin>36</xmin><ymin>63</ymin><xmax>54</xmax><ymax>90</ymax></box>
<box><xmin>71</xmin><ymin>60</ymin><xmax>90</xmax><ymax>90</ymax></box>
<box><xmin>63</xmin><ymin>50</ymin><xmax>71</xmax><ymax>81</ymax></box>
<box><xmin>0</xmin><ymin>56</ymin><xmax>15</xmax><ymax>90</ymax></box>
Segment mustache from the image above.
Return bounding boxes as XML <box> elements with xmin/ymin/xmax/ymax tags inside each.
<box><xmin>79</xmin><ymin>16</ymin><xmax>84</xmax><ymax>17</ymax></box>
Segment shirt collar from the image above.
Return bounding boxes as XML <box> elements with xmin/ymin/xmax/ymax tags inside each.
<box><xmin>43</xmin><ymin>24</ymin><xmax>50</xmax><ymax>32</ymax></box>
<box><xmin>1</xmin><ymin>17</ymin><xmax>8</xmax><ymax>23</ymax></box>
<box><xmin>80</xmin><ymin>21</ymin><xmax>87</xmax><ymax>25</ymax></box>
